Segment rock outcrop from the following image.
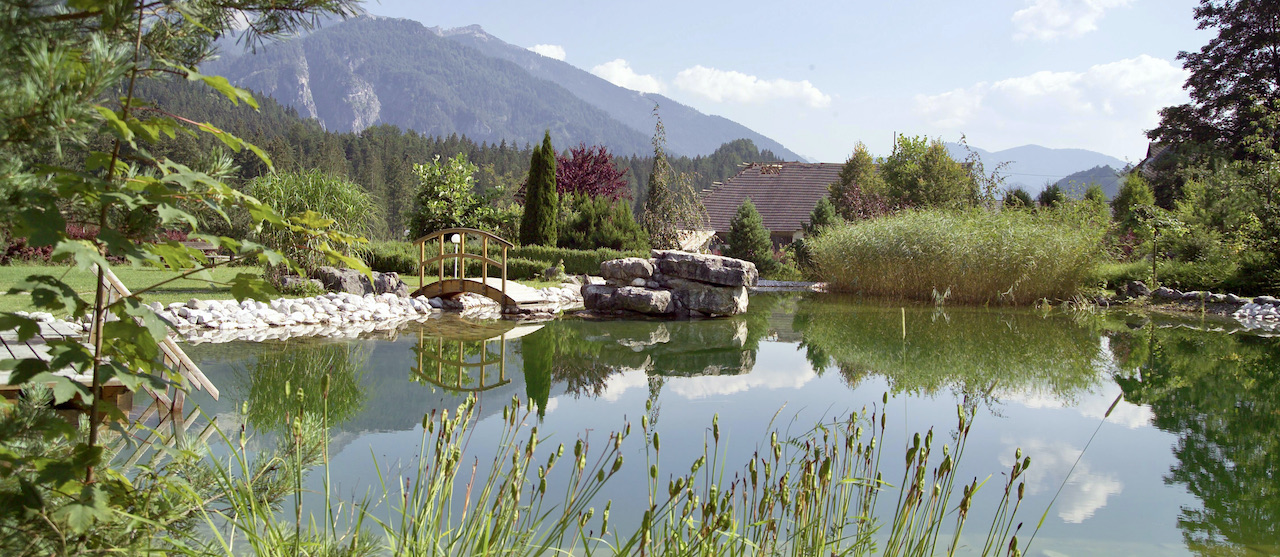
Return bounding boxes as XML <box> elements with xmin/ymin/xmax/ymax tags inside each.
<box><xmin>584</xmin><ymin>251</ymin><xmax>756</xmax><ymax>318</ymax></box>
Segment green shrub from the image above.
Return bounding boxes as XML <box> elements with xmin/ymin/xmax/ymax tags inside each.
<box><xmin>809</xmin><ymin>208</ymin><xmax>1105</xmax><ymax>304</ymax></box>
<box><xmin>509</xmin><ymin>245</ymin><xmax>647</xmax><ymax>275</ymax></box>
<box><xmin>558</xmin><ymin>194</ymin><xmax>649</xmax><ymax>252</ymax></box>
<box><xmin>1092</xmin><ymin>261</ymin><xmax>1150</xmax><ymax>291</ymax></box>
<box><xmin>364</xmin><ymin>241</ymin><xmax>419</xmax><ymax>274</ymax></box>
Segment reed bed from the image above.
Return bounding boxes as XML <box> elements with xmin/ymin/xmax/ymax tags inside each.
<box><xmin>198</xmin><ymin>388</ymin><xmax>1037</xmax><ymax>556</ymax></box>
<box><xmin>809</xmin><ymin>209</ymin><xmax>1105</xmax><ymax>305</ymax></box>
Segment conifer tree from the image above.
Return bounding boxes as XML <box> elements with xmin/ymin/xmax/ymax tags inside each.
<box><xmin>519</xmin><ymin>131</ymin><xmax>559</xmax><ymax>245</ymax></box>
<box><xmin>724</xmin><ymin>198</ymin><xmax>777</xmax><ymax>274</ymax></box>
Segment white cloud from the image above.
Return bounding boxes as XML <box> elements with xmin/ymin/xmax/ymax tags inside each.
<box><xmin>1001</xmin><ymin>438</ymin><xmax>1123</xmax><ymax>523</ymax></box>
<box><xmin>674</xmin><ymin>65</ymin><xmax>832</xmax><ymax>108</ymax></box>
<box><xmin>590</xmin><ymin>59</ymin><xmax>666</xmax><ymax>94</ymax></box>
<box><xmin>913</xmin><ymin>55</ymin><xmax>1187</xmax><ymax>157</ymax></box>
<box><xmin>1012</xmin><ymin>0</ymin><xmax>1133</xmax><ymax>41</ymax></box>
<box><xmin>527</xmin><ymin>44</ymin><xmax>566</xmax><ymax>61</ymax></box>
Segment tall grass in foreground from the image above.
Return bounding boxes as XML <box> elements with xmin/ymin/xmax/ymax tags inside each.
<box><xmin>809</xmin><ymin>208</ymin><xmax>1106</xmax><ymax>305</ymax></box>
<box><xmin>199</xmin><ymin>390</ymin><xmax>1037</xmax><ymax>556</ymax></box>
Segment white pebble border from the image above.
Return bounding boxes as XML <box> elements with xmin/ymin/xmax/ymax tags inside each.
<box><xmin>12</xmin><ymin>283</ymin><xmax>585</xmax><ymax>346</ymax></box>
<box><xmin>1233</xmin><ymin>302</ymin><xmax>1280</xmax><ymax>333</ymax></box>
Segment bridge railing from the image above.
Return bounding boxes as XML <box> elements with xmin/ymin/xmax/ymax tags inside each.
<box><xmin>412</xmin><ymin>228</ymin><xmax>514</xmax><ymax>300</ymax></box>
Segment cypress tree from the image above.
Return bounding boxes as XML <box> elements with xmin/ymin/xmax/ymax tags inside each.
<box><xmin>725</xmin><ymin>198</ymin><xmax>777</xmax><ymax>274</ymax></box>
<box><xmin>519</xmin><ymin>131</ymin><xmax>559</xmax><ymax>245</ymax></box>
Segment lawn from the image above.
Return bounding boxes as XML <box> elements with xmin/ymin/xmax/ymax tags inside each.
<box><xmin>0</xmin><ymin>264</ymin><xmax>561</xmax><ymax>315</ymax></box>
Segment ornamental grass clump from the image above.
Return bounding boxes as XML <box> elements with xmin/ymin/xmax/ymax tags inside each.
<box><xmin>809</xmin><ymin>208</ymin><xmax>1105</xmax><ymax>304</ymax></box>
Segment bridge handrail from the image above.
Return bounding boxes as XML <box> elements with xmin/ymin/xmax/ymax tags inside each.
<box><xmin>412</xmin><ymin>228</ymin><xmax>512</xmax><ymax>301</ymax></box>
<box><xmin>412</xmin><ymin>228</ymin><xmax>514</xmax><ymax>249</ymax></box>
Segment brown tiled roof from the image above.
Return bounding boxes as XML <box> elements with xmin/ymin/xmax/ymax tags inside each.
<box><xmin>701</xmin><ymin>162</ymin><xmax>842</xmax><ymax>235</ymax></box>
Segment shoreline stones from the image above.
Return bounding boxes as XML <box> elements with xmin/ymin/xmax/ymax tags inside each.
<box><xmin>585</xmin><ymin>251</ymin><xmax>757</xmax><ymax>318</ymax></box>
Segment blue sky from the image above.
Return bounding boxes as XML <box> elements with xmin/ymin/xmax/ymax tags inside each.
<box><xmin>364</xmin><ymin>0</ymin><xmax>1211</xmax><ymax>164</ymax></box>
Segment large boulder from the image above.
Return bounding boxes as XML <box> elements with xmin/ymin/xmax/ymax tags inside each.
<box><xmin>616</xmin><ymin>286</ymin><xmax>674</xmax><ymax>314</ymax></box>
<box><xmin>582</xmin><ymin>284</ymin><xmax>622</xmax><ymax>312</ymax></box>
<box><xmin>653</xmin><ymin>250</ymin><xmax>758</xmax><ymax>287</ymax></box>
<box><xmin>311</xmin><ymin>266</ymin><xmax>373</xmax><ymax>295</ymax></box>
<box><xmin>666</xmin><ymin>278</ymin><xmax>749</xmax><ymax>316</ymax></box>
<box><xmin>311</xmin><ymin>267</ymin><xmax>408</xmax><ymax>297</ymax></box>
<box><xmin>373</xmin><ymin>271</ymin><xmax>410</xmax><ymax>297</ymax></box>
<box><xmin>600</xmin><ymin>258</ymin><xmax>656</xmax><ymax>281</ymax></box>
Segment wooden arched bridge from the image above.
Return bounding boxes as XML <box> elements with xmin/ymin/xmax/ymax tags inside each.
<box><xmin>411</xmin><ymin>228</ymin><xmax>552</xmax><ymax>311</ymax></box>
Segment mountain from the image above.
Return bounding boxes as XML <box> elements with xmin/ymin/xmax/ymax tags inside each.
<box><xmin>206</xmin><ymin>16</ymin><xmax>651</xmax><ymax>155</ymax></box>
<box><xmin>435</xmin><ymin>25</ymin><xmax>803</xmax><ymax>161</ymax></box>
<box><xmin>206</xmin><ymin>16</ymin><xmax>802</xmax><ymax>160</ymax></box>
<box><xmin>945</xmin><ymin>143</ymin><xmax>1128</xmax><ymax>194</ymax></box>
<box><xmin>1054</xmin><ymin>165</ymin><xmax>1124</xmax><ymax>200</ymax></box>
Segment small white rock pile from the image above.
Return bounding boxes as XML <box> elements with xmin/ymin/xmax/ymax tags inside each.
<box><xmin>1233</xmin><ymin>301</ymin><xmax>1280</xmax><ymax>332</ymax></box>
<box><xmin>155</xmin><ymin>292</ymin><xmax>443</xmax><ymax>344</ymax></box>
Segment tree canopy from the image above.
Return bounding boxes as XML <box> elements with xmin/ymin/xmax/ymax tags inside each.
<box><xmin>1148</xmin><ymin>0</ymin><xmax>1280</xmax><ymax>157</ymax></box>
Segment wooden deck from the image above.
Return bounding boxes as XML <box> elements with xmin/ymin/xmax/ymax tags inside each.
<box><xmin>0</xmin><ymin>322</ymin><xmax>128</xmax><ymax>394</ymax></box>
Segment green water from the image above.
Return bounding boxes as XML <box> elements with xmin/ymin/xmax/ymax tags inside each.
<box><xmin>183</xmin><ymin>293</ymin><xmax>1280</xmax><ymax>555</ymax></box>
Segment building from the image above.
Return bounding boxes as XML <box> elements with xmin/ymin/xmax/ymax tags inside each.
<box><xmin>700</xmin><ymin>162</ymin><xmax>842</xmax><ymax>247</ymax></box>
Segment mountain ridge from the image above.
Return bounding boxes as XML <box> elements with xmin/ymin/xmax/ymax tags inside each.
<box><xmin>206</xmin><ymin>15</ymin><xmax>802</xmax><ymax>159</ymax></box>
<box><xmin>945</xmin><ymin>142</ymin><xmax>1128</xmax><ymax>194</ymax></box>
<box><xmin>433</xmin><ymin>23</ymin><xmax>803</xmax><ymax>160</ymax></box>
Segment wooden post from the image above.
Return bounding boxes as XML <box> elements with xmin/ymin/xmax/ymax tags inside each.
<box><xmin>459</xmin><ymin>233</ymin><xmax>466</xmax><ymax>281</ymax></box>
<box><xmin>438</xmin><ymin>236</ymin><xmax>445</xmax><ymax>286</ymax></box>
<box><xmin>419</xmin><ymin>241</ymin><xmax>425</xmax><ymax>290</ymax></box>
<box><xmin>482</xmin><ymin>236</ymin><xmax>489</xmax><ymax>286</ymax></box>
<box><xmin>501</xmin><ymin>245</ymin><xmax>508</xmax><ymax>301</ymax></box>
<box><xmin>499</xmin><ymin>335</ymin><xmax>506</xmax><ymax>382</ymax></box>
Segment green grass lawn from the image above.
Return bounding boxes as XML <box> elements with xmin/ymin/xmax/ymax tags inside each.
<box><xmin>0</xmin><ymin>264</ymin><xmax>562</xmax><ymax>315</ymax></box>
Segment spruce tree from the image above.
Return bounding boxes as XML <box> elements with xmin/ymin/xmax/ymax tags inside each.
<box><xmin>519</xmin><ymin>131</ymin><xmax>559</xmax><ymax>245</ymax></box>
<box><xmin>724</xmin><ymin>198</ymin><xmax>777</xmax><ymax>274</ymax></box>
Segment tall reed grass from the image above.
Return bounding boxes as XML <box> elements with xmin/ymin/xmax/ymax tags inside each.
<box><xmin>809</xmin><ymin>208</ymin><xmax>1106</xmax><ymax>305</ymax></box>
<box><xmin>199</xmin><ymin>388</ymin><xmax>1038</xmax><ymax>556</ymax></box>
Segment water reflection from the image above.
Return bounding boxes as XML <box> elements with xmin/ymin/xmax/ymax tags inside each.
<box><xmin>1110</xmin><ymin>322</ymin><xmax>1280</xmax><ymax>555</ymax></box>
<box><xmin>791</xmin><ymin>296</ymin><xmax>1104</xmax><ymax>399</ymax></box>
<box><xmin>185</xmin><ymin>293</ymin><xmax>1280</xmax><ymax>555</ymax></box>
<box><xmin>232</xmin><ymin>342</ymin><xmax>369</xmax><ymax>431</ymax></box>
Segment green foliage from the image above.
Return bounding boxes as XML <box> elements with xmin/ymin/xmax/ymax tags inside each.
<box><xmin>879</xmin><ymin>135</ymin><xmax>976</xmax><ymax>208</ymax></box>
<box><xmin>829</xmin><ymin>142</ymin><xmax>888</xmax><ymax>220</ymax></box>
<box><xmin>558</xmin><ymin>194</ymin><xmax>649</xmax><ymax>251</ymax></box>
<box><xmin>0</xmin><ymin>0</ymin><xmax>365</xmax><ymax>539</ymax></box>
<box><xmin>363</xmin><ymin>240</ymin><xmax>419</xmax><ymax>274</ymax></box>
<box><xmin>508</xmin><ymin>244</ymin><xmax>647</xmax><ymax>275</ymax></box>
<box><xmin>809</xmin><ymin>208</ymin><xmax>1106</xmax><ymax>304</ymax></box>
<box><xmin>409</xmin><ymin>152</ymin><xmax>503</xmax><ymax>237</ymax></box>
<box><xmin>641</xmin><ymin>109</ymin><xmax>706</xmax><ymax>249</ymax></box>
<box><xmin>1004</xmin><ymin>187</ymin><xmax>1034</xmax><ymax>209</ymax></box>
<box><xmin>724</xmin><ymin>198</ymin><xmax>777</xmax><ymax>275</ymax></box>
<box><xmin>519</xmin><ymin>133</ymin><xmax>559</xmax><ymax>246</ymax></box>
<box><xmin>803</xmin><ymin>197</ymin><xmax>840</xmax><ymax>237</ymax></box>
<box><xmin>244</xmin><ymin>169</ymin><xmax>378</xmax><ymax>273</ymax></box>
<box><xmin>1037</xmin><ymin>184</ymin><xmax>1064</xmax><ymax>208</ymax></box>
<box><xmin>1112</xmin><ymin>173</ymin><xmax>1156</xmax><ymax>234</ymax></box>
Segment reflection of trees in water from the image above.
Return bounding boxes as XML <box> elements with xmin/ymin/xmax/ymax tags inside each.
<box><xmin>791</xmin><ymin>298</ymin><xmax>1103</xmax><ymax>398</ymax></box>
<box><xmin>517</xmin><ymin>296</ymin><xmax>782</xmax><ymax>408</ymax></box>
<box><xmin>234</xmin><ymin>342</ymin><xmax>369</xmax><ymax>432</ymax></box>
<box><xmin>1112</xmin><ymin>325</ymin><xmax>1280</xmax><ymax>555</ymax></box>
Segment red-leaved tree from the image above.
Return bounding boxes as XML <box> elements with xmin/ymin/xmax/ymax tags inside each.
<box><xmin>556</xmin><ymin>144</ymin><xmax>630</xmax><ymax>200</ymax></box>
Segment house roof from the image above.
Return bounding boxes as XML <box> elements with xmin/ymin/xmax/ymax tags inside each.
<box><xmin>701</xmin><ymin>162</ymin><xmax>842</xmax><ymax>235</ymax></box>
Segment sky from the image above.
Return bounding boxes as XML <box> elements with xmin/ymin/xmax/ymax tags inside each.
<box><xmin>363</xmin><ymin>0</ymin><xmax>1212</xmax><ymax>164</ymax></box>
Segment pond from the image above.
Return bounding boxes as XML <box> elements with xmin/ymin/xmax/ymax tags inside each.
<box><xmin>180</xmin><ymin>293</ymin><xmax>1280</xmax><ymax>555</ymax></box>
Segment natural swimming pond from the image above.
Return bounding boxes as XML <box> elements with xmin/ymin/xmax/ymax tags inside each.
<box><xmin>181</xmin><ymin>293</ymin><xmax>1280</xmax><ymax>555</ymax></box>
